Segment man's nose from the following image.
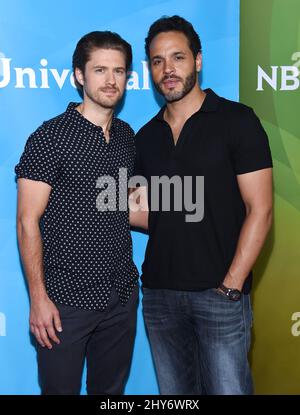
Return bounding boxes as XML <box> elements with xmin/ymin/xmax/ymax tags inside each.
<box><xmin>163</xmin><ymin>59</ymin><xmax>175</xmax><ymax>75</ymax></box>
<box><xmin>106</xmin><ymin>71</ymin><xmax>116</xmax><ymax>85</ymax></box>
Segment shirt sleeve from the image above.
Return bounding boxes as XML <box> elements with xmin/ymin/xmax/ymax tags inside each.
<box><xmin>231</xmin><ymin>107</ymin><xmax>273</xmax><ymax>175</ymax></box>
<box><xmin>15</xmin><ymin>125</ymin><xmax>61</xmax><ymax>186</ymax></box>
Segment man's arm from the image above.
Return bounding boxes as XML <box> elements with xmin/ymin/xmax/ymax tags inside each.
<box><xmin>222</xmin><ymin>168</ymin><xmax>273</xmax><ymax>290</ymax></box>
<box><xmin>128</xmin><ymin>186</ymin><xmax>149</xmax><ymax>230</ymax></box>
<box><xmin>17</xmin><ymin>178</ymin><xmax>62</xmax><ymax>349</ymax></box>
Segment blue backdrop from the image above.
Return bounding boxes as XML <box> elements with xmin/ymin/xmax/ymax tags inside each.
<box><xmin>0</xmin><ymin>0</ymin><xmax>239</xmax><ymax>394</ymax></box>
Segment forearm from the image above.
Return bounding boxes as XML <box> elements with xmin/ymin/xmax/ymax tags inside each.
<box><xmin>128</xmin><ymin>186</ymin><xmax>149</xmax><ymax>230</ymax></box>
<box><xmin>224</xmin><ymin>208</ymin><xmax>273</xmax><ymax>290</ymax></box>
<box><xmin>17</xmin><ymin>218</ymin><xmax>48</xmax><ymax>301</ymax></box>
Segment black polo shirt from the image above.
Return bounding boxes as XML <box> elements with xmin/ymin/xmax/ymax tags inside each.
<box><xmin>15</xmin><ymin>103</ymin><xmax>139</xmax><ymax>310</ymax></box>
<box><xmin>134</xmin><ymin>89</ymin><xmax>272</xmax><ymax>293</ymax></box>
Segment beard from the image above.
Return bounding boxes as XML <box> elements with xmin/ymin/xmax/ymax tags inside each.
<box><xmin>154</xmin><ymin>68</ymin><xmax>197</xmax><ymax>103</ymax></box>
<box><xmin>84</xmin><ymin>86</ymin><xmax>123</xmax><ymax>109</ymax></box>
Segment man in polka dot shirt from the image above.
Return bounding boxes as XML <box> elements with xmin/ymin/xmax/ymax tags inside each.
<box><xmin>15</xmin><ymin>31</ymin><xmax>139</xmax><ymax>395</ymax></box>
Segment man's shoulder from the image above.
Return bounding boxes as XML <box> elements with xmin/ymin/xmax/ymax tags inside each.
<box><xmin>219</xmin><ymin>96</ymin><xmax>255</xmax><ymax>119</ymax></box>
<box><xmin>218</xmin><ymin>97</ymin><xmax>263</xmax><ymax>136</ymax></box>
<box><xmin>40</xmin><ymin>109</ymin><xmax>71</xmax><ymax>133</ymax></box>
<box><xmin>29</xmin><ymin>108</ymin><xmax>69</xmax><ymax>138</ymax></box>
<box><xmin>25</xmin><ymin>107</ymin><xmax>74</xmax><ymax>152</ymax></box>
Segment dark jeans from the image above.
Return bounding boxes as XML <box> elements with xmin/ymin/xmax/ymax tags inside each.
<box><xmin>37</xmin><ymin>285</ymin><xmax>139</xmax><ymax>395</ymax></box>
<box><xmin>142</xmin><ymin>287</ymin><xmax>253</xmax><ymax>395</ymax></box>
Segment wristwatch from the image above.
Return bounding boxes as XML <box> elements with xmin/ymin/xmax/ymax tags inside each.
<box><xmin>218</xmin><ymin>284</ymin><xmax>242</xmax><ymax>301</ymax></box>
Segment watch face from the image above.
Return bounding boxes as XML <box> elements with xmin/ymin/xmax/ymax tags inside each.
<box><xmin>229</xmin><ymin>290</ymin><xmax>241</xmax><ymax>301</ymax></box>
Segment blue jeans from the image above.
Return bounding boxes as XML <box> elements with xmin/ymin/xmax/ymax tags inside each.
<box><xmin>142</xmin><ymin>287</ymin><xmax>253</xmax><ymax>395</ymax></box>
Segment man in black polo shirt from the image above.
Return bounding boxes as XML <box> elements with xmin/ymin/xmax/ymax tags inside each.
<box><xmin>133</xmin><ymin>16</ymin><xmax>273</xmax><ymax>394</ymax></box>
<box><xmin>15</xmin><ymin>31</ymin><xmax>139</xmax><ymax>395</ymax></box>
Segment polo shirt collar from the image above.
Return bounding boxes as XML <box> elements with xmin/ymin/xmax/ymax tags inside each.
<box><xmin>156</xmin><ymin>88</ymin><xmax>220</xmax><ymax>121</ymax></box>
<box><xmin>200</xmin><ymin>88</ymin><xmax>220</xmax><ymax>112</ymax></box>
<box><xmin>66</xmin><ymin>102</ymin><xmax>117</xmax><ymax>132</ymax></box>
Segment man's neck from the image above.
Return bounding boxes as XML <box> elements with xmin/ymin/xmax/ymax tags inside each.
<box><xmin>77</xmin><ymin>99</ymin><xmax>114</xmax><ymax>136</ymax></box>
<box><xmin>164</xmin><ymin>85</ymin><xmax>206</xmax><ymax>125</ymax></box>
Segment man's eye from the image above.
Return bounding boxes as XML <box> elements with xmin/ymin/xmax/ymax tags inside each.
<box><xmin>95</xmin><ymin>68</ymin><xmax>104</xmax><ymax>72</ymax></box>
<box><xmin>152</xmin><ymin>60</ymin><xmax>161</xmax><ymax>66</ymax></box>
<box><xmin>175</xmin><ymin>56</ymin><xmax>184</xmax><ymax>60</ymax></box>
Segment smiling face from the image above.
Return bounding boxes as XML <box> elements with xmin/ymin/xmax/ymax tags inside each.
<box><xmin>75</xmin><ymin>48</ymin><xmax>127</xmax><ymax>109</ymax></box>
<box><xmin>149</xmin><ymin>31</ymin><xmax>201</xmax><ymax>102</ymax></box>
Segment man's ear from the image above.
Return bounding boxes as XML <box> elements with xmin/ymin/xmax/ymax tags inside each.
<box><xmin>195</xmin><ymin>52</ymin><xmax>202</xmax><ymax>73</ymax></box>
<box><xmin>74</xmin><ymin>67</ymin><xmax>84</xmax><ymax>86</ymax></box>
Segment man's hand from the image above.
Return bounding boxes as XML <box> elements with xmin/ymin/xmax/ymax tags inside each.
<box><xmin>30</xmin><ymin>296</ymin><xmax>62</xmax><ymax>349</ymax></box>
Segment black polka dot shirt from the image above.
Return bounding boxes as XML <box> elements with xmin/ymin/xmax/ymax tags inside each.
<box><xmin>15</xmin><ymin>103</ymin><xmax>139</xmax><ymax>310</ymax></box>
